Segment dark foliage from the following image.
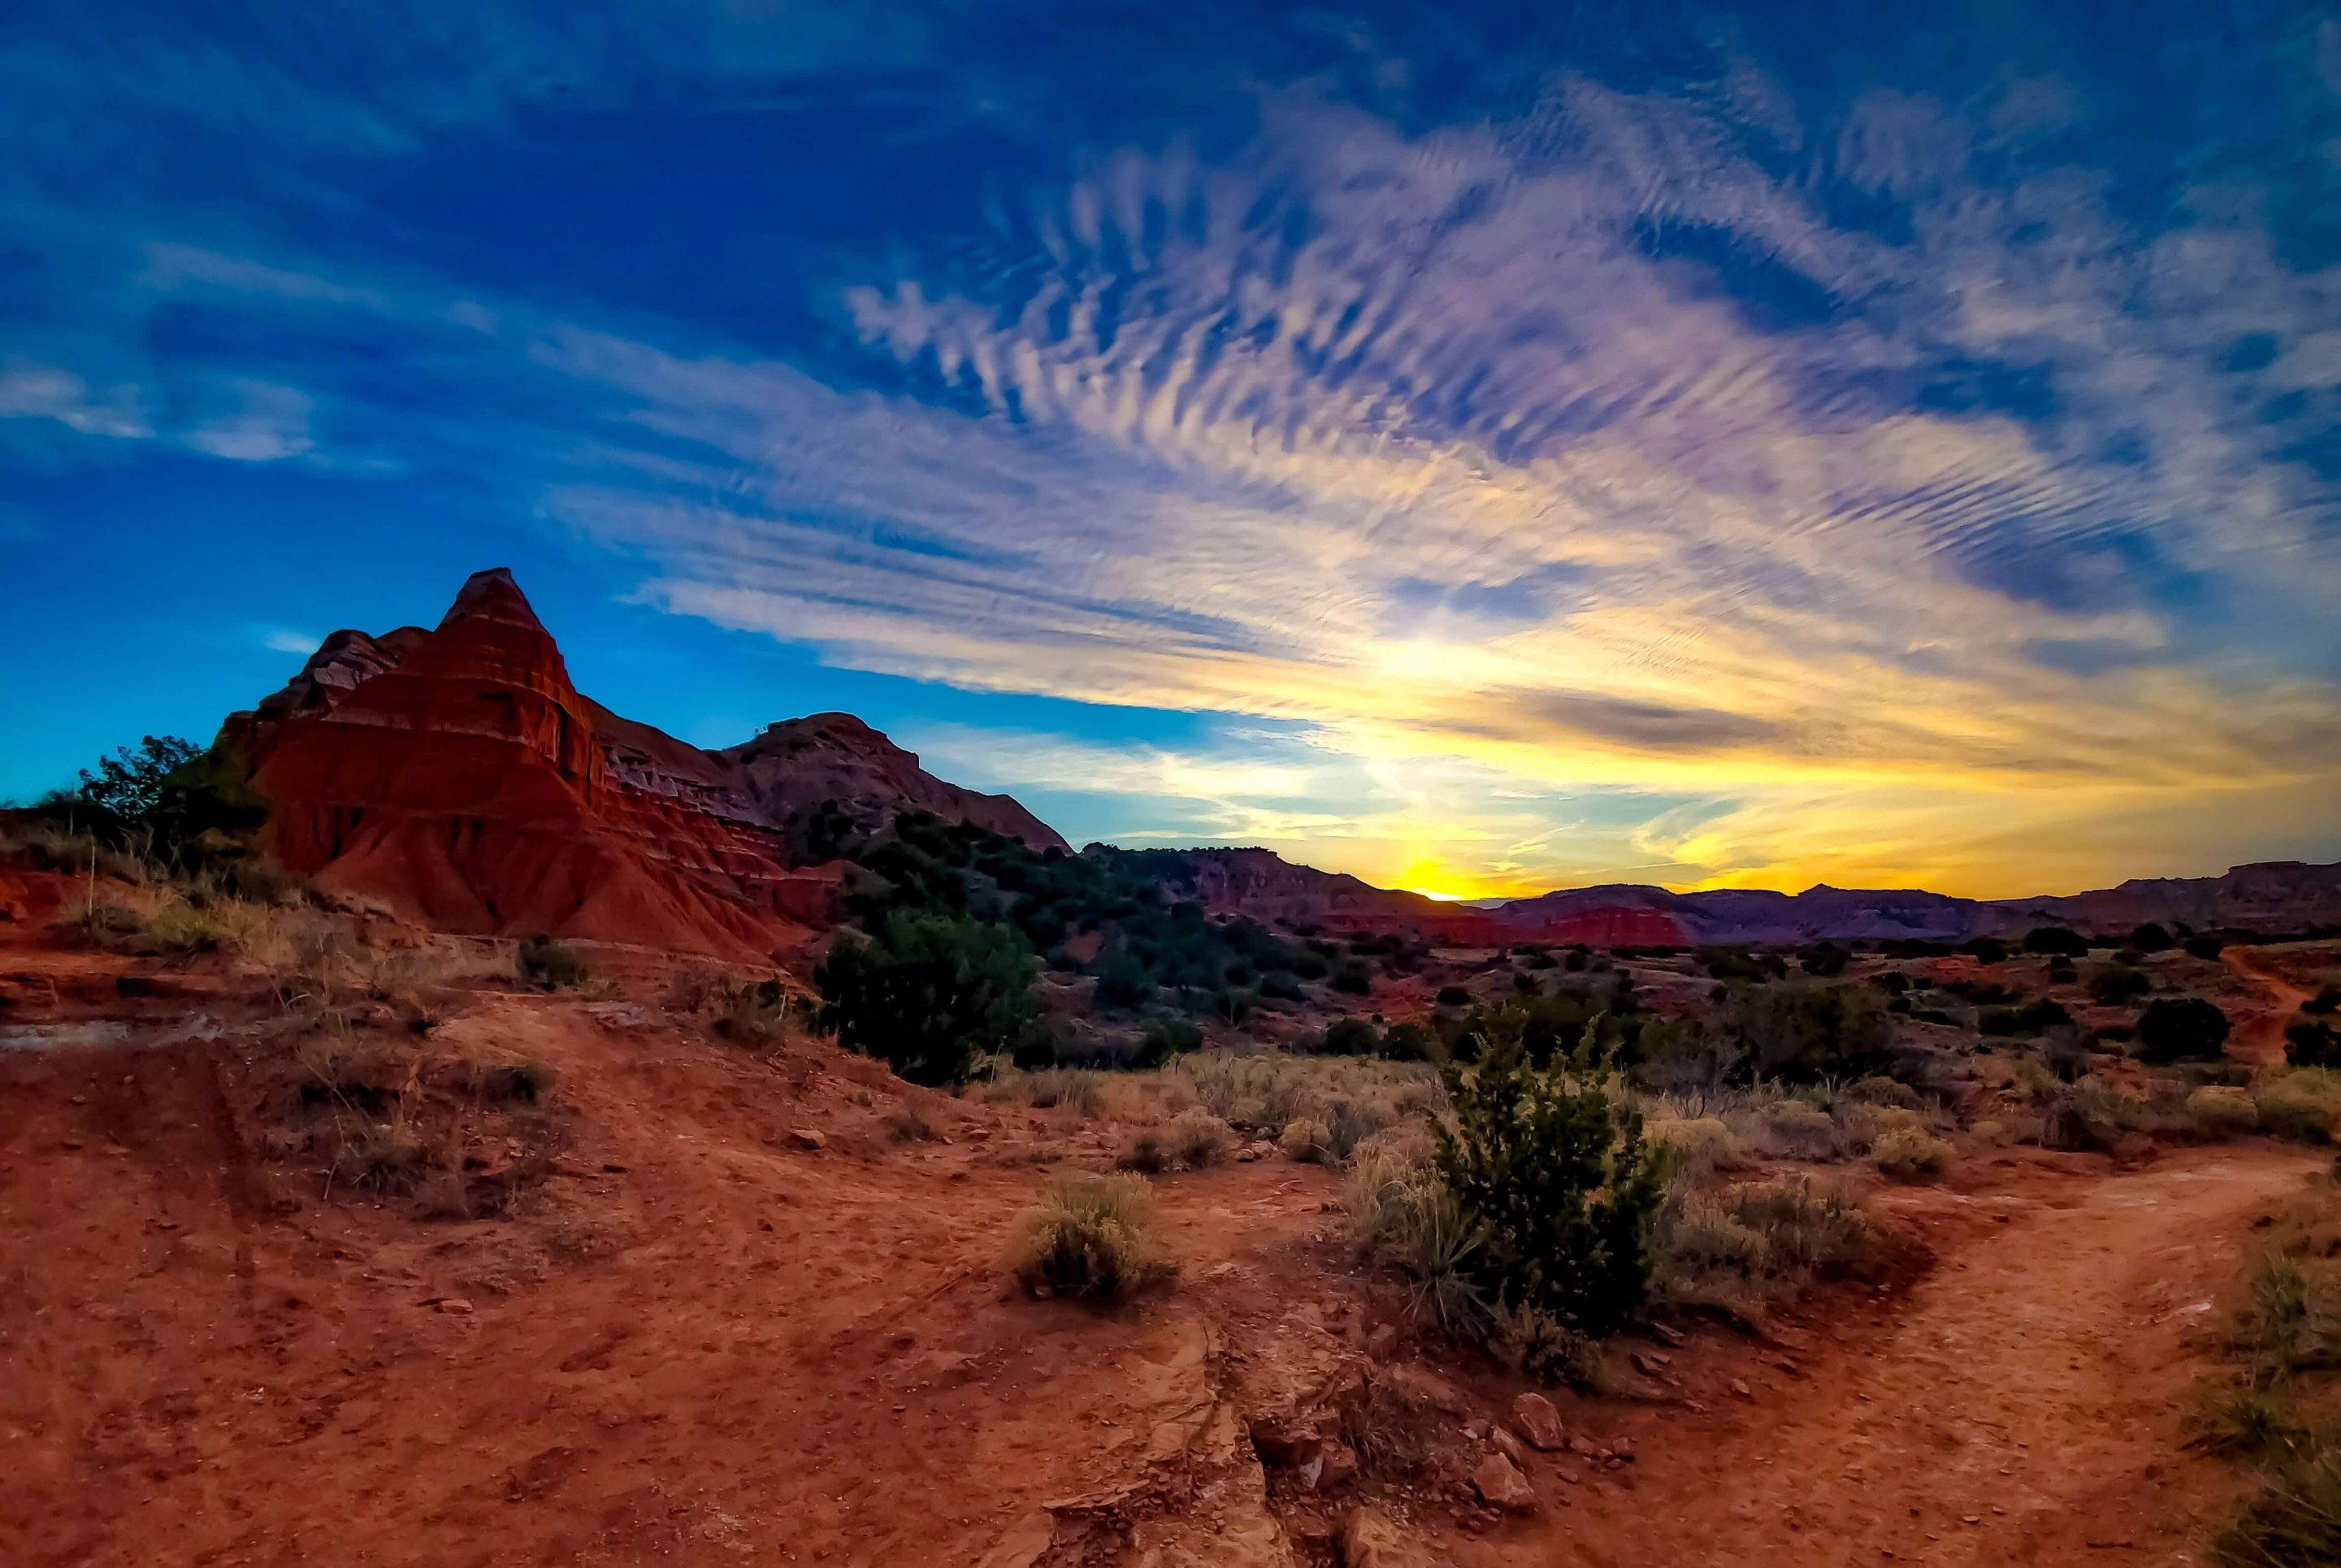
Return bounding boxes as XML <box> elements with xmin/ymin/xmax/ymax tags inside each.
<box><xmin>2023</xmin><ymin>926</ymin><xmax>2091</xmax><ymax>958</ymax></box>
<box><xmin>1434</xmin><ymin>1024</ymin><xmax>1663</xmax><ymax>1341</ymax></box>
<box><xmin>2130</xmin><ymin>922</ymin><xmax>2174</xmax><ymax>953</ymax></box>
<box><xmin>2135</xmin><ymin>996</ymin><xmax>2233</xmax><ymax>1064</ymax></box>
<box><xmin>1728</xmin><ymin>980</ymin><xmax>1894</xmax><ymax>1081</ymax></box>
<box><xmin>515</xmin><ymin>935</ymin><xmax>589</xmax><ymax>991</ymax></box>
<box><xmin>817</xmin><ymin>909</ymin><xmax>1039</xmax><ymax>1085</ymax></box>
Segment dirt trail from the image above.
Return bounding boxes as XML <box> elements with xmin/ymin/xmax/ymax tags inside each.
<box><xmin>1467</xmin><ymin>1147</ymin><xmax>2326</xmax><ymax>1568</ymax></box>
<box><xmin>2223</xmin><ymin>948</ymin><xmax>2311</xmax><ymax>1065</ymax></box>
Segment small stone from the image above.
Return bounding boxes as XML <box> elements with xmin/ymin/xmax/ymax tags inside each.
<box><xmin>1510</xmin><ymin>1391</ymin><xmax>1568</xmax><ymax>1451</ymax></box>
<box><xmin>1729</xmin><ymin>1379</ymin><xmax>1753</xmax><ymax>1400</ymax></box>
<box><xmin>436</xmin><ymin>1297</ymin><xmax>475</xmax><ymax>1315</ymax></box>
<box><xmin>1365</xmin><ymin>1323</ymin><xmax>1398</xmax><ymax>1359</ymax></box>
<box><xmin>1471</xmin><ymin>1451</ymin><xmax>1536</xmax><ymax>1514</ymax></box>
<box><xmin>787</xmin><ymin>1128</ymin><xmax>826</xmax><ymax>1150</ymax></box>
<box><xmin>1489</xmin><ymin>1426</ymin><xmax>1528</xmax><ymax>1467</ymax></box>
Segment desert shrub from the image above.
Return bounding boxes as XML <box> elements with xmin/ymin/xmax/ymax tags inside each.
<box><xmin>884</xmin><ymin>1107</ymin><xmax>936</xmax><ymax>1142</ymax></box>
<box><xmin>1132</xmin><ymin>1018</ymin><xmax>1203</xmax><ymax>1069</ymax></box>
<box><xmin>2089</xmin><ymin>963</ymin><xmax>2152</xmax><ymax>1005</ymax></box>
<box><xmin>2287</xmin><ymin>1020</ymin><xmax>2341</xmax><ymax>1070</ymax></box>
<box><xmin>817</xmin><ymin>910</ymin><xmax>1038</xmax><ymax>1085</ymax></box>
<box><xmin>1729</xmin><ymin>980</ymin><xmax>1893</xmax><ymax>1082</ymax></box>
<box><xmin>1166</xmin><ymin>1109</ymin><xmax>1233</xmax><ymax>1167</ymax></box>
<box><xmin>2131</xmin><ymin>922</ymin><xmax>2174</xmax><ymax>953</ymax></box>
<box><xmin>1322</xmin><ymin>1017</ymin><xmax>1382</xmax><ymax>1056</ymax></box>
<box><xmin>2024</xmin><ymin>926</ymin><xmax>2091</xmax><ymax>958</ymax></box>
<box><xmin>1380</xmin><ymin>1020</ymin><xmax>1435</xmax><ymax>1061</ymax></box>
<box><xmin>1258</xmin><ymin>969</ymin><xmax>1304</xmax><ymax>1002</ymax></box>
<box><xmin>1331</xmin><ymin>961</ymin><xmax>1373</xmax><ymax>995</ymax></box>
<box><xmin>1433</xmin><ymin>1026</ymin><xmax>1663</xmax><ymax>1340</ymax></box>
<box><xmin>1436</xmin><ymin>984</ymin><xmax>1471</xmax><ymax>1007</ymax></box>
<box><xmin>2186</xmin><ymin>934</ymin><xmax>2228</xmax><ymax>960</ymax></box>
<box><xmin>1015</xmin><ymin>1066</ymin><xmax>1103</xmax><ymax>1116</ymax></box>
<box><xmin>2306</xmin><ymin>986</ymin><xmax>2341</xmax><ymax>1016</ymax></box>
<box><xmin>1008</xmin><ymin>1173</ymin><xmax>1160</xmax><ymax>1302</ymax></box>
<box><xmin>1280</xmin><ymin>1117</ymin><xmax>1333</xmax><ymax>1163</ymax></box>
<box><xmin>1799</xmin><ymin>942</ymin><xmax>1849</xmax><ymax>978</ymax></box>
<box><xmin>1871</xmin><ymin>1125</ymin><xmax>1953</xmax><ymax>1183</ymax></box>
<box><xmin>1963</xmin><ymin>937</ymin><xmax>2010</xmax><ymax>964</ymax></box>
<box><xmin>514</xmin><ymin>934</ymin><xmax>589</xmax><ymax>990</ymax></box>
<box><xmin>1645</xmin><ymin>1116</ymin><xmax>1747</xmax><ymax>1182</ymax></box>
<box><xmin>2137</xmin><ymin>996</ymin><xmax>2234</xmax><ymax>1064</ymax></box>
<box><xmin>2256</xmin><ymin>1073</ymin><xmax>2341</xmax><ymax>1145</ymax></box>
<box><xmin>1656</xmin><ymin>1173</ymin><xmax>1884</xmax><ymax>1308</ymax></box>
<box><xmin>2187</xmin><ymin>1086</ymin><xmax>2263</xmax><ymax>1137</ymax></box>
<box><xmin>1749</xmin><ymin>1097</ymin><xmax>1844</xmax><ymax>1160</ymax></box>
<box><xmin>1092</xmin><ymin>950</ymin><xmax>1158</xmax><ymax>1009</ymax></box>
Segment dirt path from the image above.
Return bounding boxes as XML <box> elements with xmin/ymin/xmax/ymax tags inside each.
<box><xmin>1462</xmin><ymin>1147</ymin><xmax>2326</xmax><ymax>1568</ymax></box>
<box><xmin>2224</xmin><ymin>949</ymin><xmax>2312</xmax><ymax>1066</ymax></box>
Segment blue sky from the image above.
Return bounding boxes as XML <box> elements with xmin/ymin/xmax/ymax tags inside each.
<box><xmin>3</xmin><ymin>1</ymin><xmax>2339</xmax><ymax>898</ymax></box>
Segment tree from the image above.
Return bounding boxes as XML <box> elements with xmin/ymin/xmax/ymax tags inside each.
<box><xmin>1434</xmin><ymin>1022</ymin><xmax>1663</xmax><ymax>1341</ymax></box>
<box><xmin>76</xmin><ymin>735</ymin><xmax>201</xmax><ymax>825</ymax></box>
<box><xmin>816</xmin><ymin>911</ymin><xmax>1038</xmax><ymax>1085</ymax></box>
<box><xmin>2135</xmin><ymin>996</ymin><xmax>2231</xmax><ymax>1064</ymax></box>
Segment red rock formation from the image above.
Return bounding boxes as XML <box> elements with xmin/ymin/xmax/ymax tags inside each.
<box><xmin>222</xmin><ymin>570</ymin><xmax>1062</xmax><ymax>960</ymax></box>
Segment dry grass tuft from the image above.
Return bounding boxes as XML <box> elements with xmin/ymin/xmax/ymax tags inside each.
<box><xmin>1007</xmin><ymin>1172</ymin><xmax>1162</xmax><ymax>1302</ymax></box>
<box><xmin>1870</xmin><ymin>1125</ymin><xmax>1954</xmax><ymax>1183</ymax></box>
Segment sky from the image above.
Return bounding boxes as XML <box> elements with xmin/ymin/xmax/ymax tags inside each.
<box><xmin>3</xmin><ymin>2</ymin><xmax>2339</xmax><ymax>902</ymax></box>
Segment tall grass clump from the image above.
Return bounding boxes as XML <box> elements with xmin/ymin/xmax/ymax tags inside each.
<box><xmin>2197</xmin><ymin>1185</ymin><xmax>2341</xmax><ymax>1566</ymax></box>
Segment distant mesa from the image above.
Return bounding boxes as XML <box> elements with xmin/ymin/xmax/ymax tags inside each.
<box><xmin>219</xmin><ymin>568</ymin><xmax>1065</xmax><ymax>960</ymax></box>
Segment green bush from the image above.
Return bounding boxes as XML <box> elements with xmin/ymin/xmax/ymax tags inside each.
<box><xmin>1321</xmin><ymin>1017</ymin><xmax>1381</xmax><ymax>1056</ymax></box>
<box><xmin>515</xmin><ymin>935</ymin><xmax>589</xmax><ymax>990</ymax></box>
<box><xmin>1380</xmin><ymin>1020</ymin><xmax>1435</xmax><ymax>1062</ymax></box>
<box><xmin>1092</xmin><ymin>950</ymin><xmax>1157</xmax><ymax>1009</ymax></box>
<box><xmin>2089</xmin><ymin>963</ymin><xmax>2152</xmax><ymax>1005</ymax></box>
<box><xmin>1729</xmin><ymin>981</ymin><xmax>1894</xmax><ymax>1082</ymax></box>
<box><xmin>1133</xmin><ymin>1018</ymin><xmax>1203</xmax><ymax>1069</ymax></box>
<box><xmin>817</xmin><ymin>910</ymin><xmax>1038</xmax><ymax>1085</ymax></box>
<box><xmin>1799</xmin><ymin>942</ymin><xmax>1849</xmax><ymax>978</ymax></box>
<box><xmin>1433</xmin><ymin>1025</ymin><xmax>1663</xmax><ymax>1341</ymax></box>
<box><xmin>2288</xmin><ymin>1020</ymin><xmax>2341</xmax><ymax>1071</ymax></box>
<box><xmin>2137</xmin><ymin>996</ymin><xmax>2234</xmax><ymax>1064</ymax></box>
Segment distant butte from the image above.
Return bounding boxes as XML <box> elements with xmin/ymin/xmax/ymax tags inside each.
<box><xmin>219</xmin><ymin>568</ymin><xmax>1065</xmax><ymax>960</ymax></box>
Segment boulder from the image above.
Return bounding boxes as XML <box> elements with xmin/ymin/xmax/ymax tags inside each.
<box><xmin>1470</xmin><ymin>1451</ymin><xmax>1536</xmax><ymax>1513</ymax></box>
<box><xmin>1509</xmin><ymin>1392</ymin><xmax>1567</xmax><ymax>1451</ymax></box>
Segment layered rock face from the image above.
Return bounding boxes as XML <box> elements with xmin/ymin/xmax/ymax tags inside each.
<box><xmin>223</xmin><ymin>570</ymin><xmax>1063</xmax><ymax>959</ymax></box>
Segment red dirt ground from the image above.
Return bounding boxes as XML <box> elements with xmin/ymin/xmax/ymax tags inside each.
<box><xmin>1</xmin><ymin>911</ymin><xmax>2328</xmax><ymax>1567</ymax></box>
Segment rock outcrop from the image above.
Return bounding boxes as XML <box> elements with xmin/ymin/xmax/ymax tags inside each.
<box><xmin>220</xmin><ymin>569</ymin><xmax>1064</xmax><ymax>960</ymax></box>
